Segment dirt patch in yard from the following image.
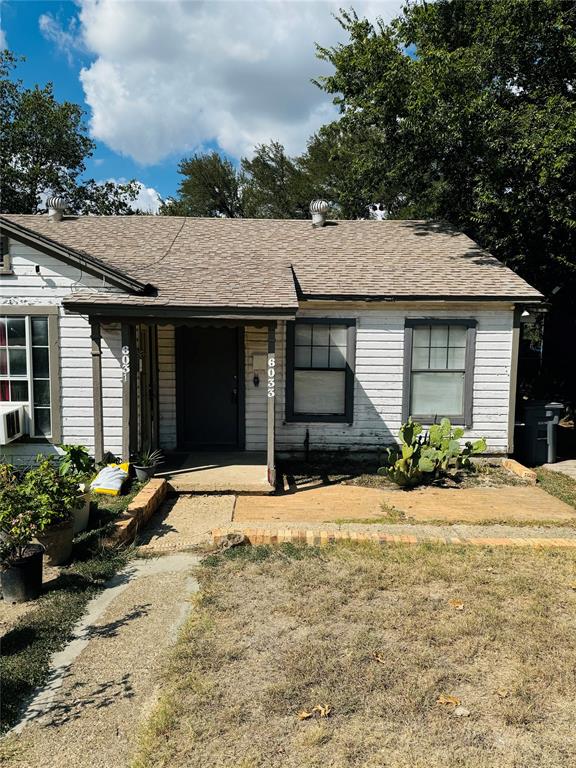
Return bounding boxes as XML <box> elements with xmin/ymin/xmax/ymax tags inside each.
<box><xmin>132</xmin><ymin>544</ymin><xmax>576</xmax><ymax>768</ymax></box>
<box><xmin>280</xmin><ymin>460</ymin><xmax>529</xmax><ymax>493</ymax></box>
<box><xmin>234</xmin><ymin>483</ymin><xmax>576</xmax><ymax>526</ymax></box>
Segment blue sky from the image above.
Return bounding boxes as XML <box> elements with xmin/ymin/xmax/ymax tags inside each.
<box><xmin>2</xmin><ymin>0</ymin><xmax>183</xmax><ymax>203</ymax></box>
<box><xmin>1</xmin><ymin>1</ymin><xmax>402</xmax><ymax>209</ymax></box>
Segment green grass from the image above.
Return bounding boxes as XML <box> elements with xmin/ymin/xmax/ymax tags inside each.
<box><xmin>0</xmin><ymin>545</ymin><xmax>130</xmax><ymax>732</ymax></box>
<box><xmin>0</xmin><ymin>483</ymin><xmax>143</xmax><ymax>733</ymax></box>
<box><xmin>90</xmin><ymin>480</ymin><xmax>145</xmax><ymax>518</ymax></box>
<box><xmin>537</xmin><ymin>468</ymin><xmax>576</xmax><ymax>509</ymax></box>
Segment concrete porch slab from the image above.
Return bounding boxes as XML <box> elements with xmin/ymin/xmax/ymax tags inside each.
<box><xmin>156</xmin><ymin>451</ymin><xmax>273</xmax><ymax>494</ymax></box>
<box><xmin>543</xmin><ymin>460</ymin><xmax>576</xmax><ymax>481</ymax></box>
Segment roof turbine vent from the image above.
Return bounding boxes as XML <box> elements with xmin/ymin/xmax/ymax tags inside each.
<box><xmin>310</xmin><ymin>199</ymin><xmax>329</xmax><ymax>228</ymax></box>
<box><xmin>46</xmin><ymin>195</ymin><xmax>67</xmax><ymax>222</ymax></box>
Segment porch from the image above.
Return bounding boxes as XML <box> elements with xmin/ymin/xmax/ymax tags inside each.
<box><xmin>86</xmin><ymin>313</ymin><xmax>285</xmax><ymax>492</ymax></box>
<box><xmin>156</xmin><ymin>451</ymin><xmax>272</xmax><ymax>494</ymax></box>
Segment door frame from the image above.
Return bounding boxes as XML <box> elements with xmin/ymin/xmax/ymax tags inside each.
<box><xmin>175</xmin><ymin>325</ymin><xmax>246</xmax><ymax>451</ymax></box>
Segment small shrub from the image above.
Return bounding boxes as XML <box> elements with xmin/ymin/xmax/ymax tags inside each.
<box><xmin>59</xmin><ymin>443</ymin><xmax>95</xmax><ymax>483</ymax></box>
<box><xmin>380</xmin><ymin>417</ymin><xmax>487</xmax><ymax>488</ymax></box>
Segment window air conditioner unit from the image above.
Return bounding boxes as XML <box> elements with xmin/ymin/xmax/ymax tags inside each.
<box><xmin>0</xmin><ymin>404</ymin><xmax>25</xmax><ymax>444</ymax></box>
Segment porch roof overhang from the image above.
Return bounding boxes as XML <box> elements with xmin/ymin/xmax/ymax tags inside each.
<box><xmin>62</xmin><ymin>297</ymin><xmax>296</xmax><ymax>323</ymax></box>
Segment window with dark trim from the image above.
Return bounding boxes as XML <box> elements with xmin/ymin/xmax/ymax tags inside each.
<box><xmin>286</xmin><ymin>319</ymin><xmax>356</xmax><ymax>423</ymax></box>
<box><xmin>0</xmin><ymin>233</ymin><xmax>12</xmax><ymax>274</ymax></box>
<box><xmin>403</xmin><ymin>319</ymin><xmax>477</xmax><ymax>426</ymax></box>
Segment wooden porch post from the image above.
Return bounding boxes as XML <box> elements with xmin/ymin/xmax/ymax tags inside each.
<box><xmin>267</xmin><ymin>321</ymin><xmax>277</xmax><ymax>487</ymax></box>
<box><xmin>90</xmin><ymin>319</ymin><xmax>104</xmax><ymax>464</ymax></box>
<box><xmin>121</xmin><ymin>323</ymin><xmax>138</xmax><ymax>460</ymax></box>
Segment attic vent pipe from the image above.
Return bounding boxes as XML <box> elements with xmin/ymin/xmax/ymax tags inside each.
<box><xmin>46</xmin><ymin>196</ymin><xmax>67</xmax><ymax>222</ymax></box>
<box><xmin>310</xmin><ymin>199</ymin><xmax>329</xmax><ymax>228</ymax></box>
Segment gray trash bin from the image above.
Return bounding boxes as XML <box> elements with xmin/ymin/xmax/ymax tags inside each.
<box><xmin>515</xmin><ymin>401</ymin><xmax>564</xmax><ymax>466</ymax></box>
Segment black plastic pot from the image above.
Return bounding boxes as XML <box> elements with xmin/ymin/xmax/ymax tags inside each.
<box><xmin>133</xmin><ymin>465</ymin><xmax>156</xmax><ymax>483</ymax></box>
<box><xmin>1</xmin><ymin>544</ymin><xmax>43</xmax><ymax>603</ymax></box>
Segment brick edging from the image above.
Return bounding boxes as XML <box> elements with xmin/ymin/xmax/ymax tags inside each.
<box><xmin>109</xmin><ymin>479</ymin><xmax>168</xmax><ymax>544</ymax></box>
<box><xmin>502</xmin><ymin>458</ymin><xmax>537</xmax><ymax>483</ymax></box>
<box><xmin>212</xmin><ymin>526</ymin><xmax>576</xmax><ymax>550</ymax></box>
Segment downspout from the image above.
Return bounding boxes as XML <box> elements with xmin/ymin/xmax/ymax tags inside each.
<box><xmin>507</xmin><ymin>307</ymin><xmax>522</xmax><ymax>455</ymax></box>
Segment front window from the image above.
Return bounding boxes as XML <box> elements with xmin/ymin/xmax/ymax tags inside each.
<box><xmin>286</xmin><ymin>319</ymin><xmax>355</xmax><ymax>422</ymax></box>
<box><xmin>0</xmin><ymin>315</ymin><xmax>52</xmax><ymax>436</ymax></box>
<box><xmin>405</xmin><ymin>320</ymin><xmax>476</xmax><ymax>425</ymax></box>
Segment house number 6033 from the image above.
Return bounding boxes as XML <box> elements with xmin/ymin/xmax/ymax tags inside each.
<box><xmin>121</xmin><ymin>345</ymin><xmax>130</xmax><ymax>382</ymax></box>
<box><xmin>267</xmin><ymin>355</ymin><xmax>275</xmax><ymax>398</ymax></box>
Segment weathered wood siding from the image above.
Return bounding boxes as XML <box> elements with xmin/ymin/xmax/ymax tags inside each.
<box><xmin>244</xmin><ymin>326</ymin><xmax>269</xmax><ymax>451</ymax></box>
<box><xmin>157</xmin><ymin>324</ymin><xmax>177</xmax><ymax>450</ymax></box>
<box><xmin>0</xmin><ymin>237</ymin><xmax>124</xmax><ymax>462</ymax></box>
<box><xmin>2</xmin><ymin>235</ymin><xmax>515</xmax><ymax>459</ymax></box>
<box><xmin>272</xmin><ymin>308</ymin><xmax>514</xmax><ymax>455</ymax></box>
<box><xmin>155</xmin><ymin>325</ymin><xmax>268</xmax><ymax>451</ymax></box>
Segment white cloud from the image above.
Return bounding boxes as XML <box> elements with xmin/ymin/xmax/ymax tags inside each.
<box><xmin>39</xmin><ymin>0</ymin><xmax>403</xmax><ymax>165</ymax></box>
<box><xmin>0</xmin><ymin>26</ymin><xmax>6</xmax><ymax>49</ymax></box>
<box><xmin>38</xmin><ymin>181</ymin><xmax>162</xmax><ymax>214</ymax></box>
<box><xmin>38</xmin><ymin>13</ymin><xmax>83</xmax><ymax>65</ymax></box>
<box><xmin>129</xmin><ymin>181</ymin><xmax>162</xmax><ymax>214</ymax></box>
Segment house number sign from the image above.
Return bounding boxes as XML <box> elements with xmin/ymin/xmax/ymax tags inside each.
<box><xmin>121</xmin><ymin>345</ymin><xmax>130</xmax><ymax>382</ymax></box>
<box><xmin>267</xmin><ymin>354</ymin><xmax>275</xmax><ymax>398</ymax></box>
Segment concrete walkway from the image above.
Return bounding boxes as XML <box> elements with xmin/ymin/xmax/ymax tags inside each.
<box><xmin>137</xmin><ymin>494</ymin><xmax>234</xmax><ymax>553</ymax></box>
<box><xmin>9</xmin><ymin>553</ymin><xmax>200</xmax><ymax>768</ymax></box>
<box><xmin>543</xmin><ymin>460</ymin><xmax>576</xmax><ymax>481</ymax></box>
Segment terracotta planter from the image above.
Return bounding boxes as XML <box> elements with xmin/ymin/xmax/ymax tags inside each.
<box><xmin>37</xmin><ymin>519</ymin><xmax>74</xmax><ymax>566</ymax></box>
<box><xmin>73</xmin><ymin>491</ymin><xmax>91</xmax><ymax>534</ymax></box>
<box><xmin>1</xmin><ymin>544</ymin><xmax>43</xmax><ymax>603</ymax></box>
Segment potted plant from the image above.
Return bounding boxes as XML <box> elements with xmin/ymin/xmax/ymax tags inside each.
<box><xmin>59</xmin><ymin>444</ymin><xmax>95</xmax><ymax>533</ymax></box>
<box><xmin>24</xmin><ymin>456</ymin><xmax>80</xmax><ymax>566</ymax></box>
<box><xmin>132</xmin><ymin>447</ymin><xmax>164</xmax><ymax>482</ymax></box>
<box><xmin>0</xmin><ymin>464</ymin><xmax>45</xmax><ymax>602</ymax></box>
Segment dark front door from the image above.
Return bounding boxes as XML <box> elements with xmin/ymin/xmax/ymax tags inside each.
<box><xmin>176</xmin><ymin>326</ymin><xmax>243</xmax><ymax>450</ymax></box>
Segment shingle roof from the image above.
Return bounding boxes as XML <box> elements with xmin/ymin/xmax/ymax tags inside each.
<box><xmin>1</xmin><ymin>215</ymin><xmax>542</xmax><ymax>312</ymax></box>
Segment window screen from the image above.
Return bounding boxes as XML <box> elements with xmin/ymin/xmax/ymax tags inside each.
<box><xmin>287</xmin><ymin>320</ymin><xmax>355</xmax><ymax>422</ymax></box>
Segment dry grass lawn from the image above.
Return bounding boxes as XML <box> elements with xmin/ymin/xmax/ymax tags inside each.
<box><xmin>132</xmin><ymin>543</ymin><xmax>576</xmax><ymax>768</ymax></box>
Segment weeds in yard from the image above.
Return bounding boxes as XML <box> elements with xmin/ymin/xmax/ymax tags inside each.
<box><xmin>0</xmin><ymin>484</ymin><xmax>141</xmax><ymax>732</ymax></box>
<box><xmin>537</xmin><ymin>468</ymin><xmax>576</xmax><ymax>509</ymax></box>
<box><xmin>334</xmin><ymin>502</ymin><xmax>410</xmax><ymax>525</ymax></box>
<box><xmin>0</xmin><ymin>546</ymin><xmax>130</xmax><ymax>732</ymax></box>
<box><xmin>131</xmin><ymin>541</ymin><xmax>576</xmax><ymax>768</ymax></box>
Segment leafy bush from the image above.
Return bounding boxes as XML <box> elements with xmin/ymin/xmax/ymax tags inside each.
<box><xmin>0</xmin><ymin>457</ymin><xmax>81</xmax><ymax>564</ymax></box>
<box><xmin>22</xmin><ymin>456</ymin><xmax>80</xmax><ymax>523</ymax></box>
<box><xmin>380</xmin><ymin>418</ymin><xmax>487</xmax><ymax>488</ymax></box>
<box><xmin>59</xmin><ymin>443</ymin><xmax>95</xmax><ymax>482</ymax></box>
<box><xmin>0</xmin><ymin>464</ymin><xmax>45</xmax><ymax>563</ymax></box>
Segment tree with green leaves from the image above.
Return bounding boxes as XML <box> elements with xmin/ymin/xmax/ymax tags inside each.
<box><xmin>162</xmin><ymin>141</ymin><xmax>335</xmax><ymax>219</ymax></box>
<box><xmin>0</xmin><ymin>51</ymin><xmax>144</xmax><ymax>215</ymax></box>
<box><xmin>315</xmin><ymin>1</ymin><xmax>576</xmax><ymax>296</ymax></box>
<box><xmin>242</xmin><ymin>141</ymin><xmax>316</xmax><ymax>218</ymax></box>
<box><xmin>161</xmin><ymin>152</ymin><xmax>244</xmax><ymax>217</ymax></box>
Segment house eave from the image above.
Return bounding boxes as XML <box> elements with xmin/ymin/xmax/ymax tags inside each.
<box><xmin>299</xmin><ymin>293</ymin><xmax>543</xmax><ymax>304</ymax></box>
<box><xmin>0</xmin><ymin>217</ymin><xmax>151</xmax><ymax>294</ymax></box>
<box><xmin>62</xmin><ymin>300</ymin><xmax>297</xmax><ymax>322</ymax></box>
